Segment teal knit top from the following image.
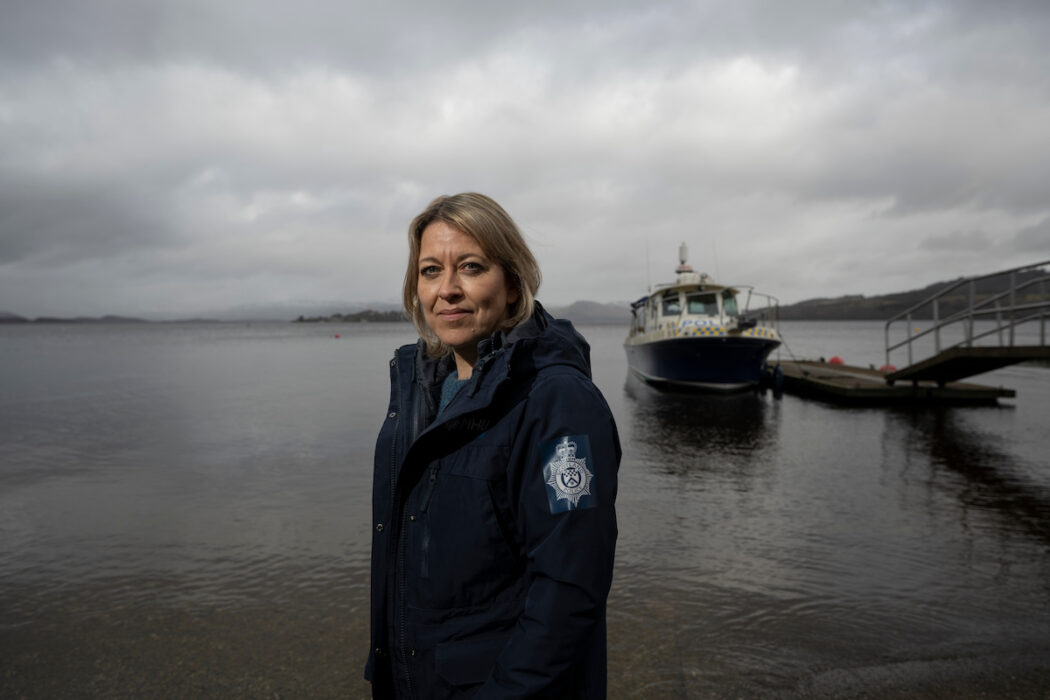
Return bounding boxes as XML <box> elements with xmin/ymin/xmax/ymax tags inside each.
<box><xmin>438</xmin><ymin>372</ymin><xmax>470</xmax><ymax>414</ymax></box>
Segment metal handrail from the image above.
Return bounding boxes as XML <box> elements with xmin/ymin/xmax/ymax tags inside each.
<box><xmin>738</xmin><ymin>288</ymin><xmax>780</xmax><ymax>329</ymax></box>
<box><xmin>885</xmin><ymin>259</ymin><xmax>1050</xmax><ymax>369</ymax></box>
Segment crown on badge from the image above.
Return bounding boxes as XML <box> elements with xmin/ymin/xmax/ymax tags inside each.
<box><xmin>555</xmin><ymin>436</ymin><xmax>577</xmax><ymax>459</ymax></box>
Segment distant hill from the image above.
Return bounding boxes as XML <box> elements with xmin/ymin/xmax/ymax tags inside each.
<box><xmin>546</xmin><ymin>269</ymin><xmax>1047</xmax><ymax>323</ymax></box>
<box><xmin>5</xmin><ymin>268</ymin><xmax>1042</xmax><ymax>325</ymax></box>
<box><xmin>294</xmin><ymin>302</ymin><xmax>631</xmax><ymax>325</ymax></box>
<box><xmin>36</xmin><ymin>315</ymin><xmax>147</xmax><ymax>324</ymax></box>
<box><xmin>549</xmin><ymin>301</ymin><xmax>630</xmax><ymax>325</ymax></box>
<box><xmin>778</xmin><ymin>270</ymin><xmax>1046</xmax><ymax>320</ymax></box>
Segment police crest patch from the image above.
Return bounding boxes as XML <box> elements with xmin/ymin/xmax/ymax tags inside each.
<box><xmin>541</xmin><ymin>434</ymin><xmax>597</xmax><ymax>513</ymax></box>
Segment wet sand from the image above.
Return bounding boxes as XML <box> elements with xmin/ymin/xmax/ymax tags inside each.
<box><xmin>4</xmin><ymin>586</ymin><xmax>1050</xmax><ymax>699</ymax></box>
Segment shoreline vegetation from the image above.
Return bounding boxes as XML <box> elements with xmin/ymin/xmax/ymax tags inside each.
<box><xmin>0</xmin><ymin>313</ymin><xmax>149</xmax><ymax>324</ymax></box>
<box><xmin>3</xmin><ymin>269</ymin><xmax>1044</xmax><ymax>325</ymax></box>
<box><xmin>294</xmin><ymin>310</ymin><xmax>408</xmax><ymax>323</ymax></box>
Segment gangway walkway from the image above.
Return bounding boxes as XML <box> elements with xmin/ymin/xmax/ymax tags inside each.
<box><xmin>884</xmin><ymin>260</ymin><xmax>1050</xmax><ymax>386</ymax></box>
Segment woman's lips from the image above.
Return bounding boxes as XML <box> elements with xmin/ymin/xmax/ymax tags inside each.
<box><xmin>437</xmin><ymin>308</ymin><xmax>470</xmax><ymax>322</ymax></box>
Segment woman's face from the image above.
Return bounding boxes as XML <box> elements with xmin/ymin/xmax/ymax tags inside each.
<box><xmin>417</xmin><ymin>220</ymin><xmax>519</xmax><ymax>372</ymax></box>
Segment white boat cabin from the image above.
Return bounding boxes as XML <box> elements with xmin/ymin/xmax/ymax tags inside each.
<box><xmin>629</xmin><ymin>281</ymin><xmax>742</xmax><ymax>336</ymax></box>
<box><xmin>627</xmin><ymin>243</ymin><xmax>780</xmax><ymax>339</ymax></box>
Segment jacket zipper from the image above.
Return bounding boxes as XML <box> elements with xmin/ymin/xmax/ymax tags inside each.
<box><xmin>420</xmin><ymin>467</ymin><xmax>437</xmax><ymax>578</ymax></box>
<box><xmin>390</xmin><ymin>356</ymin><xmax>402</xmax><ymax>500</ymax></box>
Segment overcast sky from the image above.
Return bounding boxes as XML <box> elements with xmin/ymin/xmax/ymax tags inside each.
<box><xmin>2</xmin><ymin>0</ymin><xmax>1049</xmax><ymax>318</ymax></box>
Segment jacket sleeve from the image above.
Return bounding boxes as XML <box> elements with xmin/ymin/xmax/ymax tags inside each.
<box><xmin>475</xmin><ymin>370</ymin><xmax>620</xmax><ymax>698</ymax></box>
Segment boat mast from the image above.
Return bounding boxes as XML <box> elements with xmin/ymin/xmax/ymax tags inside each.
<box><xmin>646</xmin><ymin>237</ymin><xmax>652</xmax><ymax>294</ymax></box>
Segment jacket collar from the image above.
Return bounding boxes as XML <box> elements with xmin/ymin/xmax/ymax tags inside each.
<box><xmin>412</xmin><ymin>302</ymin><xmax>553</xmax><ymax>390</ymax></box>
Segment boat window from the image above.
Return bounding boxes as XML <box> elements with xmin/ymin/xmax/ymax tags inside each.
<box><xmin>661</xmin><ymin>291</ymin><xmax>681</xmax><ymax>316</ymax></box>
<box><xmin>686</xmin><ymin>292</ymin><xmax>718</xmax><ymax>316</ymax></box>
<box><xmin>722</xmin><ymin>291</ymin><xmax>739</xmax><ymax>317</ymax></box>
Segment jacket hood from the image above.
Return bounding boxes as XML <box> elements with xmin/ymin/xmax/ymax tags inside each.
<box><xmin>408</xmin><ymin>302</ymin><xmax>592</xmax><ymax>413</ymax></box>
<box><xmin>480</xmin><ymin>301</ymin><xmax>592</xmax><ymax>381</ymax></box>
<box><xmin>394</xmin><ymin>301</ymin><xmax>594</xmax><ymax>465</ymax></box>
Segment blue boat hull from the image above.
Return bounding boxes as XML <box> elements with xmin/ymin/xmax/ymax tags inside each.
<box><xmin>624</xmin><ymin>336</ymin><xmax>780</xmax><ymax>389</ymax></box>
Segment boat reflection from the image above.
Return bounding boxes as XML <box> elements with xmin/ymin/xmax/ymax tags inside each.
<box><xmin>622</xmin><ymin>373</ymin><xmax>777</xmax><ymax>479</ymax></box>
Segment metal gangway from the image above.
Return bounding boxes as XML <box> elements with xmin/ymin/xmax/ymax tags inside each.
<box><xmin>884</xmin><ymin>260</ymin><xmax>1050</xmax><ymax>386</ymax></box>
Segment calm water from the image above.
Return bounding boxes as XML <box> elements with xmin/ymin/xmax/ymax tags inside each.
<box><xmin>2</xmin><ymin>321</ymin><xmax>1049</xmax><ymax>698</ymax></box>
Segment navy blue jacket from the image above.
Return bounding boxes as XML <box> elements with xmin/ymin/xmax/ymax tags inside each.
<box><xmin>366</xmin><ymin>304</ymin><xmax>620</xmax><ymax>698</ymax></box>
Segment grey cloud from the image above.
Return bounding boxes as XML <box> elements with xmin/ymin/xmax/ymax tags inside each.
<box><xmin>1014</xmin><ymin>218</ymin><xmax>1050</xmax><ymax>252</ymax></box>
<box><xmin>7</xmin><ymin>1</ymin><xmax>1042</xmax><ymax>80</ymax></box>
<box><xmin>3</xmin><ymin>1</ymin><xmax>1050</xmax><ymax>317</ymax></box>
<box><xmin>919</xmin><ymin>230</ymin><xmax>991</xmax><ymax>252</ymax></box>
<box><xmin>0</xmin><ymin>0</ymin><xmax>628</xmax><ymax>76</ymax></box>
<box><xmin>0</xmin><ymin>174</ymin><xmax>176</xmax><ymax>266</ymax></box>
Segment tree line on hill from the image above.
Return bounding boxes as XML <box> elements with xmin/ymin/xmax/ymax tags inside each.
<box><xmin>295</xmin><ymin>309</ymin><xmax>409</xmax><ymax>323</ymax></box>
<box><xmin>0</xmin><ymin>312</ymin><xmax>146</xmax><ymax>324</ymax></box>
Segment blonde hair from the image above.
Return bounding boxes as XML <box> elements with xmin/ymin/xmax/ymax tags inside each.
<box><xmin>403</xmin><ymin>193</ymin><xmax>541</xmax><ymax>357</ymax></box>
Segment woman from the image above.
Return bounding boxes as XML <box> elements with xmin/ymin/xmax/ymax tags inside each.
<box><xmin>366</xmin><ymin>193</ymin><xmax>620</xmax><ymax>698</ymax></box>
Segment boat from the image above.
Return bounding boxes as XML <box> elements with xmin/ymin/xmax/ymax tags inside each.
<box><xmin>624</xmin><ymin>243</ymin><xmax>782</xmax><ymax>390</ymax></box>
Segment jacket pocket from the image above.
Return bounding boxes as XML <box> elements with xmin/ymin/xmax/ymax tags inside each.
<box><xmin>434</xmin><ymin>634</ymin><xmax>506</xmax><ymax>687</ymax></box>
<box><xmin>412</xmin><ymin>444</ymin><xmax>517</xmax><ymax>609</ymax></box>
<box><xmin>442</xmin><ymin>443</ymin><xmax>509</xmax><ymax>480</ymax></box>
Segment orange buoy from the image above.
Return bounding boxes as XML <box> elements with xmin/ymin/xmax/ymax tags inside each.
<box><xmin>334</xmin><ymin>334</ymin><xmax>341</xmax><ymax>338</ymax></box>
<box><xmin>829</xmin><ymin>356</ymin><xmax>844</xmax><ymax>365</ymax></box>
<box><xmin>879</xmin><ymin>364</ymin><xmax>897</xmax><ymax>373</ymax></box>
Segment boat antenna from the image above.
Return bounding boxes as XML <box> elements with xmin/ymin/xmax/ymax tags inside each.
<box><xmin>645</xmin><ymin>236</ymin><xmax>652</xmax><ymax>293</ymax></box>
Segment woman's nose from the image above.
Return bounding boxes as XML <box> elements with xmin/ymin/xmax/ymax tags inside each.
<box><xmin>437</xmin><ymin>271</ymin><xmax>461</xmax><ymax>300</ymax></box>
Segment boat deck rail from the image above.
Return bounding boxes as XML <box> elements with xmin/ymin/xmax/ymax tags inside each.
<box><xmin>737</xmin><ymin>287</ymin><xmax>780</xmax><ymax>330</ymax></box>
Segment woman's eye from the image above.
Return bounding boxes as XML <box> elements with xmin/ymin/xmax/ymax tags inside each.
<box><xmin>420</xmin><ymin>265</ymin><xmax>439</xmax><ymax>277</ymax></box>
<box><xmin>462</xmin><ymin>261</ymin><xmax>484</xmax><ymax>273</ymax></box>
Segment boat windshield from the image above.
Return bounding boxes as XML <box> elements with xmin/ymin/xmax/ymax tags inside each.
<box><xmin>722</xmin><ymin>291</ymin><xmax>739</xmax><ymax>317</ymax></box>
<box><xmin>661</xmin><ymin>290</ymin><xmax>681</xmax><ymax>315</ymax></box>
<box><xmin>685</xmin><ymin>291</ymin><xmax>718</xmax><ymax>316</ymax></box>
